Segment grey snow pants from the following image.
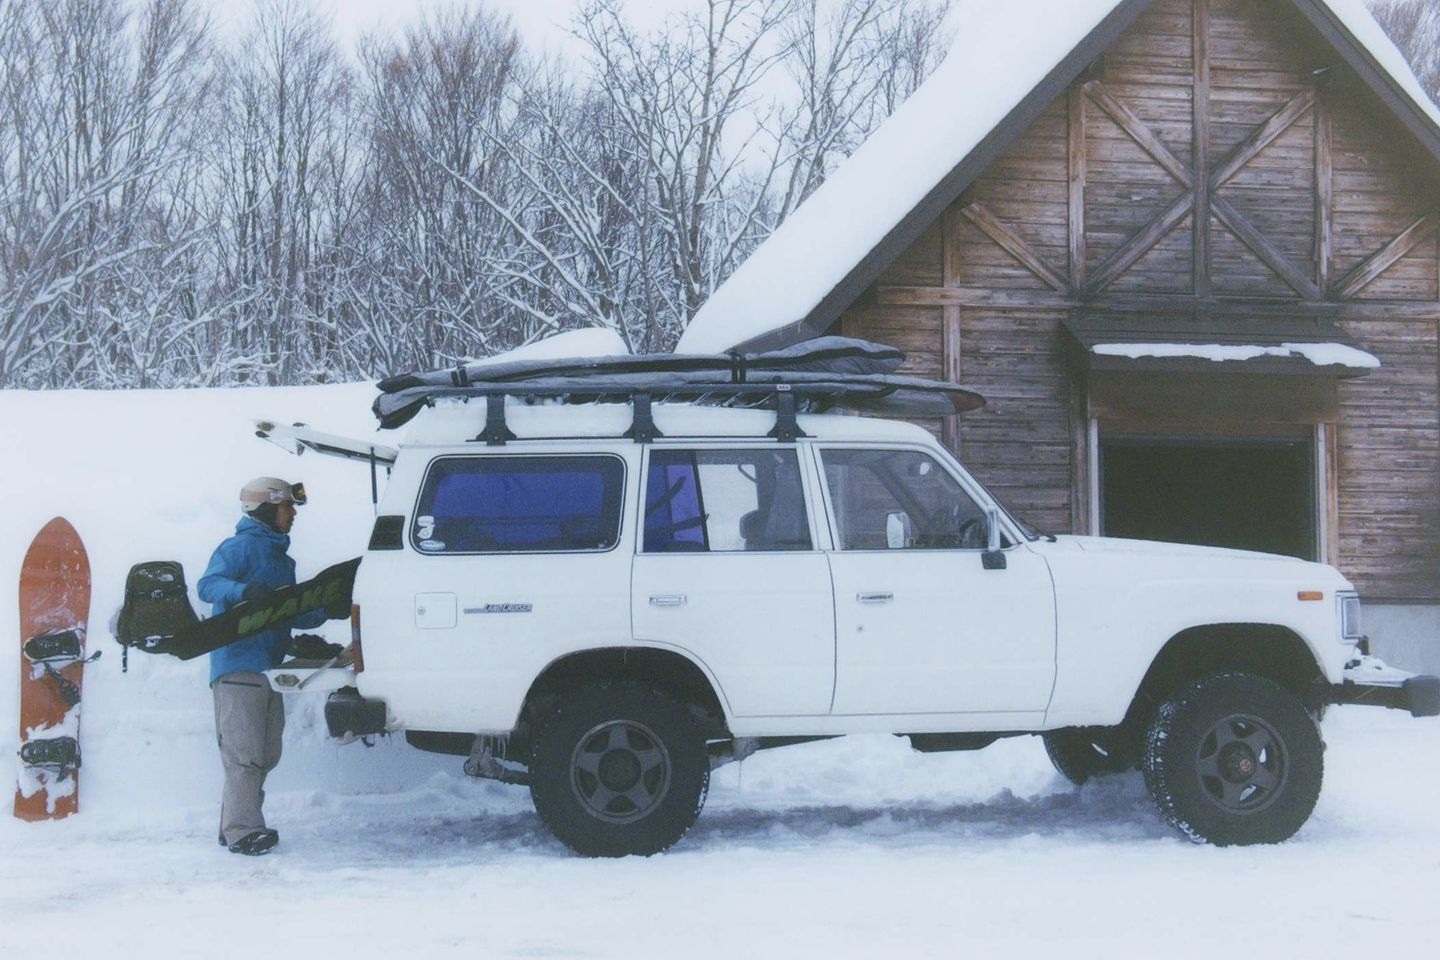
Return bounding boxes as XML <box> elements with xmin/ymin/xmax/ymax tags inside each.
<box><xmin>213</xmin><ymin>671</ymin><xmax>284</xmax><ymax>845</ymax></box>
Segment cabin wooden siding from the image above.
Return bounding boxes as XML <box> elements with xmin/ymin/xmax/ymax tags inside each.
<box><xmin>840</xmin><ymin>0</ymin><xmax>1440</xmax><ymax>602</ymax></box>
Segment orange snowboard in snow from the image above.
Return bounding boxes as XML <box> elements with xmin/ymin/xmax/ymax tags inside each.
<box><xmin>14</xmin><ymin>517</ymin><xmax>93</xmax><ymax>821</ymax></box>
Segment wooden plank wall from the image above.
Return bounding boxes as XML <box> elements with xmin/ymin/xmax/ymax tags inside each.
<box><xmin>1091</xmin><ymin>0</ymin><xmax>1195</xmax><ymax>293</ymax></box>
<box><xmin>1208</xmin><ymin>0</ymin><xmax>1316</xmax><ymax>297</ymax></box>
<box><xmin>1336</xmin><ymin>320</ymin><xmax>1440</xmax><ymax>599</ymax></box>
<box><xmin>840</xmin><ymin>0</ymin><xmax>1440</xmax><ymax>601</ymax></box>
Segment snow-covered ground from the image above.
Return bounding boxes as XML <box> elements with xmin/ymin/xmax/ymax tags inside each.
<box><xmin>2</xmin><ymin>384</ymin><xmax>1438</xmax><ymax>959</ymax></box>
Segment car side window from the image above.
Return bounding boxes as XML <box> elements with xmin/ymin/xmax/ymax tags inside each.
<box><xmin>413</xmin><ymin>455</ymin><xmax>625</xmax><ymax>553</ymax></box>
<box><xmin>643</xmin><ymin>449</ymin><xmax>812</xmax><ymax>553</ymax></box>
<box><xmin>822</xmin><ymin>448</ymin><xmax>990</xmax><ymax>551</ymax></box>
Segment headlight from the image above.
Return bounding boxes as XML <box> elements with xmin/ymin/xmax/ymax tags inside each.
<box><xmin>1338</xmin><ymin>592</ymin><xmax>1363</xmax><ymax>642</ymax></box>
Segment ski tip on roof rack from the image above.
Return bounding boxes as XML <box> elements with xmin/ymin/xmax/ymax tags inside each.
<box><xmin>371</xmin><ymin>337</ymin><xmax>986</xmax><ymax>431</ymax></box>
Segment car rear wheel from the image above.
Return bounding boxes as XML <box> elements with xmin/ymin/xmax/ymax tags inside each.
<box><xmin>1043</xmin><ymin>725</ymin><xmax>1139</xmax><ymax>785</ymax></box>
<box><xmin>1143</xmin><ymin>673</ymin><xmax>1323</xmax><ymax>846</ymax></box>
<box><xmin>529</xmin><ymin>682</ymin><xmax>709</xmax><ymax>857</ymax></box>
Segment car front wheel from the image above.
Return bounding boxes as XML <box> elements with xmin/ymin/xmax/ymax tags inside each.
<box><xmin>1143</xmin><ymin>672</ymin><xmax>1323</xmax><ymax>846</ymax></box>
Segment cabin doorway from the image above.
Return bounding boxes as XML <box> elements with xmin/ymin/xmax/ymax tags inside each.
<box><xmin>1099</xmin><ymin>436</ymin><xmax>1317</xmax><ymax>560</ymax></box>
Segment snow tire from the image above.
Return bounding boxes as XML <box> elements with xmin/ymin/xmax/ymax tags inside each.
<box><xmin>1043</xmin><ymin>725</ymin><xmax>1139</xmax><ymax>785</ymax></box>
<box><xmin>529</xmin><ymin>682</ymin><xmax>709</xmax><ymax>857</ymax></box>
<box><xmin>1143</xmin><ymin>672</ymin><xmax>1323</xmax><ymax>846</ymax></box>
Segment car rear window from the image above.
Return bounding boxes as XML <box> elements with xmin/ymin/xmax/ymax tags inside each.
<box><xmin>413</xmin><ymin>455</ymin><xmax>625</xmax><ymax>553</ymax></box>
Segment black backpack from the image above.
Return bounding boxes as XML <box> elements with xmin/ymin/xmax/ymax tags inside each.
<box><xmin>115</xmin><ymin>561</ymin><xmax>199</xmax><ymax>654</ymax></box>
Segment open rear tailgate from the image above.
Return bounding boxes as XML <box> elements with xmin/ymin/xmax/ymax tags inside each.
<box><xmin>253</xmin><ymin>420</ymin><xmax>397</xmax><ymax>466</ymax></box>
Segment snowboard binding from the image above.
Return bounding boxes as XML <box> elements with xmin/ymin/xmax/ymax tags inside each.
<box><xmin>23</xmin><ymin>628</ymin><xmax>86</xmax><ymax>664</ymax></box>
<box><xmin>19</xmin><ymin>736</ymin><xmax>80</xmax><ymax>771</ymax></box>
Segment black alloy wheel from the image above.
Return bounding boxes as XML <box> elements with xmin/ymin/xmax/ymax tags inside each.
<box><xmin>530</xmin><ymin>682</ymin><xmax>709</xmax><ymax>857</ymax></box>
<box><xmin>1191</xmin><ymin>712</ymin><xmax>1287</xmax><ymax>814</ymax></box>
<box><xmin>1143</xmin><ymin>672</ymin><xmax>1323</xmax><ymax>846</ymax></box>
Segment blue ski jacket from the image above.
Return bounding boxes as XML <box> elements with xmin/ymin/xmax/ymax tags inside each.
<box><xmin>198</xmin><ymin>516</ymin><xmax>326</xmax><ymax>685</ymax></box>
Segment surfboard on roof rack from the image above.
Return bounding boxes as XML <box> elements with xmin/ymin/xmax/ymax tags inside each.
<box><xmin>371</xmin><ymin>337</ymin><xmax>984</xmax><ymax>429</ymax></box>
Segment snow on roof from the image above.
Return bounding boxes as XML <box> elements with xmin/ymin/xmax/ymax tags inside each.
<box><xmin>1092</xmin><ymin>341</ymin><xmax>1381</xmax><ymax>368</ymax></box>
<box><xmin>472</xmin><ymin>327</ymin><xmax>630</xmax><ymax>366</ymax></box>
<box><xmin>676</xmin><ymin>0</ymin><xmax>1440</xmax><ymax>355</ymax></box>
<box><xmin>1325</xmin><ymin>0</ymin><xmax>1440</xmax><ymax>130</ymax></box>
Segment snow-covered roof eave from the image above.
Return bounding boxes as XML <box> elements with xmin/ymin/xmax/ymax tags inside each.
<box><xmin>677</xmin><ymin>0</ymin><xmax>1440</xmax><ymax>356</ymax></box>
<box><xmin>1091</xmin><ymin>341</ymin><xmax>1382</xmax><ymax>370</ymax></box>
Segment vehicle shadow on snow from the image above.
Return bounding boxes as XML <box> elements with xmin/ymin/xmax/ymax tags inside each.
<box><xmin>686</xmin><ymin>777</ymin><xmax>1173</xmax><ymax>850</ymax></box>
<box><xmin>320</xmin><ymin>774</ymin><xmax>1173</xmax><ymax>861</ymax></box>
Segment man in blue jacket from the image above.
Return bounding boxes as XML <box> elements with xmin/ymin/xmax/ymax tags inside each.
<box><xmin>198</xmin><ymin>477</ymin><xmax>329</xmax><ymax>856</ymax></box>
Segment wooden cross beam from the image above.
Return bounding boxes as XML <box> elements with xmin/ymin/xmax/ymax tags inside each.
<box><xmin>960</xmin><ymin>203</ymin><xmax>1071</xmax><ymax>292</ymax></box>
<box><xmin>1079</xmin><ymin>80</ymin><xmax>1322</xmax><ymax>298</ymax></box>
<box><xmin>1211</xmin><ymin>195</ymin><xmax>1323</xmax><ymax>299</ymax></box>
<box><xmin>1331</xmin><ymin>213</ymin><xmax>1438</xmax><ymax>298</ymax></box>
<box><xmin>1209</xmin><ymin>88</ymin><xmax>1317</xmax><ymax>189</ymax></box>
<box><xmin>1084</xmin><ymin>81</ymin><xmax>1193</xmax><ymax>187</ymax></box>
<box><xmin>1086</xmin><ymin>192</ymin><xmax>1195</xmax><ymax>294</ymax></box>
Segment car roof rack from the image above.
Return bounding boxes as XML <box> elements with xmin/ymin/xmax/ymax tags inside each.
<box><xmin>467</xmin><ymin>382</ymin><xmax>804</xmax><ymax>446</ymax></box>
<box><xmin>379</xmin><ymin>375</ymin><xmax>983</xmax><ymax>445</ymax></box>
<box><xmin>371</xmin><ymin>337</ymin><xmax>986</xmax><ymax>441</ymax></box>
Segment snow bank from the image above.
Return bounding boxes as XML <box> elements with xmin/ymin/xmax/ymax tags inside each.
<box><xmin>0</xmin><ymin>383</ymin><xmax>458</xmax><ymax>826</ymax></box>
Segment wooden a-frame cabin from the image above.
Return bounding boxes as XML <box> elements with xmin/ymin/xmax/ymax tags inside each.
<box><xmin>680</xmin><ymin>0</ymin><xmax>1440</xmax><ymax>670</ymax></box>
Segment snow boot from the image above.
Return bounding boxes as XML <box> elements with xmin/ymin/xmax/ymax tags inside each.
<box><xmin>227</xmin><ymin>829</ymin><xmax>279</xmax><ymax>856</ymax></box>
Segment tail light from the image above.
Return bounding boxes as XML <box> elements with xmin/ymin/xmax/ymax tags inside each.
<box><xmin>350</xmin><ymin>604</ymin><xmax>365</xmax><ymax>673</ymax></box>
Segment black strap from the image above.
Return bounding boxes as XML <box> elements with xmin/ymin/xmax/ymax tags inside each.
<box><xmin>42</xmin><ymin>663</ymin><xmax>81</xmax><ymax>709</ymax></box>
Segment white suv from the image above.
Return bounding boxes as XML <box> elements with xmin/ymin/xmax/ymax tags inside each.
<box><xmin>261</xmin><ymin>381</ymin><xmax>1437</xmax><ymax>857</ymax></box>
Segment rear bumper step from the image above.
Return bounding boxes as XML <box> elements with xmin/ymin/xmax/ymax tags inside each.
<box><xmin>324</xmin><ymin>688</ymin><xmax>388</xmax><ymax>739</ymax></box>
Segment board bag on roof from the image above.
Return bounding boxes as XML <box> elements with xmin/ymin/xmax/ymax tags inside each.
<box><xmin>370</xmin><ymin>337</ymin><xmax>984</xmax><ymax>429</ymax></box>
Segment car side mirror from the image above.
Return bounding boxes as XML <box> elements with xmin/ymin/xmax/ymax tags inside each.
<box><xmin>982</xmin><ymin>507</ymin><xmax>1006</xmax><ymax>570</ymax></box>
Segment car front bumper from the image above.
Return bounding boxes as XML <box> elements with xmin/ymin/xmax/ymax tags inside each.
<box><xmin>1330</xmin><ymin>656</ymin><xmax>1440</xmax><ymax>718</ymax></box>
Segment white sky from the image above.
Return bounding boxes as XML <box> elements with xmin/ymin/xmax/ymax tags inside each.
<box><xmin>209</xmin><ymin>0</ymin><xmax>690</xmax><ymax>59</ymax></box>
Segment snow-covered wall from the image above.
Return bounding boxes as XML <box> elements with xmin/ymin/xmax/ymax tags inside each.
<box><xmin>2</xmin><ymin>384</ymin><xmax>455</xmax><ymax>823</ymax></box>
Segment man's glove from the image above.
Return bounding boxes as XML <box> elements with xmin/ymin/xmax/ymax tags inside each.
<box><xmin>287</xmin><ymin>633</ymin><xmax>344</xmax><ymax>660</ymax></box>
<box><xmin>241</xmin><ymin>583</ymin><xmax>274</xmax><ymax>603</ymax></box>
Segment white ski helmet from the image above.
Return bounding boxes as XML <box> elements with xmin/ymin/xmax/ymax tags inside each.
<box><xmin>239</xmin><ymin>477</ymin><xmax>307</xmax><ymax>513</ymax></box>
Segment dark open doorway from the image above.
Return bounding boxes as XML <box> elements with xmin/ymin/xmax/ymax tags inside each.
<box><xmin>1101</xmin><ymin>437</ymin><xmax>1316</xmax><ymax>560</ymax></box>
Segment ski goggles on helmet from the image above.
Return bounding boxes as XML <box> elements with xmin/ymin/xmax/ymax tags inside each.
<box><xmin>240</xmin><ymin>478</ymin><xmax>307</xmax><ymax>511</ymax></box>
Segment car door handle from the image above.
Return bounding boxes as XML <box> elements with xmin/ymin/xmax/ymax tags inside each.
<box><xmin>649</xmin><ymin>595</ymin><xmax>687</xmax><ymax>607</ymax></box>
<box><xmin>857</xmin><ymin>592</ymin><xmax>893</xmax><ymax>604</ymax></box>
